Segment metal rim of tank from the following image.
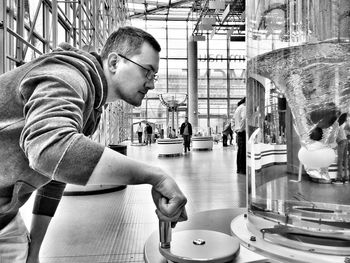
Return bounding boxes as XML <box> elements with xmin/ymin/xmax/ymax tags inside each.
<box><xmin>231</xmin><ymin>214</ymin><xmax>350</xmax><ymax>262</ymax></box>
<box><xmin>246</xmin><ymin>211</ymin><xmax>350</xmax><ymax>256</ymax></box>
<box><xmin>250</xmin><ymin>199</ymin><xmax>350</xmax><ymax>226</ymax></box>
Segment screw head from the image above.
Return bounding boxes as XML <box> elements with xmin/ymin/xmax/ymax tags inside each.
<box><xmin>193</xmin><ymin>238</ymin><xmax>206</xmax><ymax>245</ymax></box>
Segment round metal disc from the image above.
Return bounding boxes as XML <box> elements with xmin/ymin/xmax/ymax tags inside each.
<box><xmin>159</xmin><ymin>230</ymin><xmax>240</xmax><ymax>263</ymax></box>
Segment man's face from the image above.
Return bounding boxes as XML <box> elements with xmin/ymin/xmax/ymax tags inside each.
<box><xmin>107</xmin><ymin>42</ymin><xmax>160</xmax><ymax>106</ymax></box>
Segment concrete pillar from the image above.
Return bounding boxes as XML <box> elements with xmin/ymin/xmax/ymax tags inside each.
<box><xmin>286</xmin><ymin>104</ymin><xmax>301</xmax><ymax>175</ymax></box>
<box><xmin>188</xmin><ymin>36</ymin><xmax>198</xmax><ymax>133</ymax></box>
<box><xmin>0</xmin><ymin>0</ymin><xmax>6</xmax><ymax>73</ymax></box>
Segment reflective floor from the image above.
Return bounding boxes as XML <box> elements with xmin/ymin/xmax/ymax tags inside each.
<box><xmin>21</xmin><ymin>142</ymin><xmax>246</xmax><ymax>263</ymax></box>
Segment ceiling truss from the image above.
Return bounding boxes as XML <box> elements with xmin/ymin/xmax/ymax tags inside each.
<box><xmin>126</xmin><ymin>0</ymin><xmax>245</xmax><ymax>38</ymax></box>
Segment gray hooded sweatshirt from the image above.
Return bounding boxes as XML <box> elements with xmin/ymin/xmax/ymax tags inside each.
<box><xmin>0</xmin><ymin>43</ymin><xmax>108</xmax><ymax>228</ymax></box>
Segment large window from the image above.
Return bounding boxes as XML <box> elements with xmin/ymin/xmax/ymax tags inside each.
<box><xmin>131</xmin><ymin>18</ymin><xmax>246</xmax><ymax>134</ymax></box>
<box><xmin>2</xmin><ymin>0</ymin><xmax>130</xmax><ymax>145</ymax></box>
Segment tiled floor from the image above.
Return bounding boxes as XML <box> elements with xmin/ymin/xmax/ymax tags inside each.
<box><xmin>21</xmin><ymin>142</ymin><xmax>246</xmax><ymax>263</ymax></box>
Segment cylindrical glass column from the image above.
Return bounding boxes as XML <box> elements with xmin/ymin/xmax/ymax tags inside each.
<box><xmin>245</xmin><ymin>0</ymin><xmax>350</xmax><ymax>259</ymax></box>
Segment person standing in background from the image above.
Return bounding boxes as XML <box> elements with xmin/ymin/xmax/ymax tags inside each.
<box><xmin>228</xmin><ymin>122</ymin><xmax>234</xmax><ymax>145</ymax></box>
<box><xmin>234</xmin><ymin>97</ymin><xmax>246</xmax><ymax>174</ymax></box>
<box><xmin>146</xmin><ymin>122</ymin><xmax>153</xmax><ymax>145</ymax></box>
<box><xmin>167</xmin><ymin>126</ymin><xmax>172</xmax><ymax>138</ymax></box>
<box><xmin>180</xmin><ymin>117</ymin><xmax>193</xmax><ymax>153</ymax></box>
<box><xmin>335</xmin><ymin>113</ymin><xmax>349</xmax><ymax>183</ymax></box>
<box><xmin>344</xmin><ymin>116</ymin><xmax>350</xmax><ymax>183</ymax></box>
<box><xmin>137</xmin><ymin>122</ymin><xmax>143</xmax><ymax>144</ymax></box>
<box><xmin>222</xmin><ymin>122</ymin><xmax>233</xmax><ymax>147</ymax></box>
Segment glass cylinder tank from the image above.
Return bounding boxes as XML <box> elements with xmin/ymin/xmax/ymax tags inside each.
<box><xmin>241</xmin><ymin>0</ymin><xmax>350</xmax><ymax>261</ymax></box>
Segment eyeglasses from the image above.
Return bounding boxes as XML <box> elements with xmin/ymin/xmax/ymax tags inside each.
<box><xmin>118</xmin><ymin>53</ymin><xmax>159</xmax><ymax>82</ymax></box>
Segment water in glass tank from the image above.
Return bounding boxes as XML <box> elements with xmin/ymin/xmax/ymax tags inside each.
<box><xmin>245</xmin><ymin>0</ymin><xmax>350</xmax><ymax>255</ymax></box>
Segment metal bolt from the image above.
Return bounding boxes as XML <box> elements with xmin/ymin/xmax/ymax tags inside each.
<box><xmin>193</xmin><ymin>238</ymin><xmax>206</xmax><ymax>245</ymax></box>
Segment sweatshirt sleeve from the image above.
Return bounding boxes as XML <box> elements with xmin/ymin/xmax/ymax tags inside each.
<box><xmin>19</xmin><ymin>69</ymin><xmax>105</xmax><ymax>185</ymax></box>
<box><xmin>32</xmin><ymin>180</ymin><xmax>66</xmax><ymax>216</ymax></box>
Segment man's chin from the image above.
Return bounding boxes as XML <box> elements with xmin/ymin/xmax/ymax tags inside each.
<box><xmin>124</xmin><ymin>93</ymin><xmax>144</xmax><ymax>107</ymax></box>
<box><xmin>128</xmin><ymin>98</ymin><xmax>142</xmax><ymax>107</ymax></box>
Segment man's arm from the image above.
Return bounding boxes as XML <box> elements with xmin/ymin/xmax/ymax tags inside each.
<box><xmin>88</xmin><ymin>147</ymin><xmax>187</xmax><ymax>223</ymax></box>
<box><xmin>26</xmin><ymin>214</ymin><xmax>52</xmax><ymax>263</ymax></box>
<box><xmin>27</xmin><ymin>180</ymin><xmax>66</xmax><ymax>263</ymax></box>
<box><xmin>88</xmin><ymin>147</ymin><xmax>166</xmax><ymax>185</ymax></box>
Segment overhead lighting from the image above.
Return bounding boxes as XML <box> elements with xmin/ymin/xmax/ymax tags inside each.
<box><xmin>200</xmin><ymin>17</ymin><xmax>216</xmax><ymax>30</ymax></box>
<box><xmin>199</xmin><ymin>23</ymin><xmax>213</xmax><ymax>31</ymax></box>
<box><xmin>209</xmin><ymin>0</ymin><xmax>225</xmax><ymax>10</ymax></box>
<box><xmin>193</xmin><ymin>35</ymin><xmax>206</xmax><ymax>41</ymax></box>
<box><xmin>202</xmin><ymin>17</ymin><xmax>216</xmax><ymax>25</ymax></box>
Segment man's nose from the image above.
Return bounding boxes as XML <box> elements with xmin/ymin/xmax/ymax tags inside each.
<box><xmin>145</xmin><ymin>80</ymin><xmax>155</xmax><ymax>90</ymax></box>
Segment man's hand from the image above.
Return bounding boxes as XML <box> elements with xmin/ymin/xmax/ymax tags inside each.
<box><xmin>151</xmin><ymin>175</ymin><xmax>187</xmax><ymax>228</ymax></box>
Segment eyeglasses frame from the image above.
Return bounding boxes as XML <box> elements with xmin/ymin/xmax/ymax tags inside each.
<box><xmin>118</xmin><ymin>53</ymin><xmax>159</xmax><ymax>82</ymax></box>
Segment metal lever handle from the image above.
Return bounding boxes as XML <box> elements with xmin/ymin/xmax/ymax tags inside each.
<box><xmin>159</xmin><ymin>221</ymin><xmax>172</xmax><ymax>249</ymax></box>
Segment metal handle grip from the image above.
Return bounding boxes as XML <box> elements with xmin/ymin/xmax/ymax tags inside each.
<box><xmin>159</xmin><ymin>221</ymin><xmax>171</xmax><ymax>249</ymax></box>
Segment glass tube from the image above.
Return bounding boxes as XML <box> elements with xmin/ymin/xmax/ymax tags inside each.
<box><xmin>246</xmin><ymin>0</ymin><xmax>350</xmax><ymax>255</ymax></box>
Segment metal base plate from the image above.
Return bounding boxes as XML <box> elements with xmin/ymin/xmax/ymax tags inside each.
<box><xmin>159</xmin><ymin>230</ymin><xmax>240</xmax><ymax>263</ymax></box>
<box><xmin>231</xmin><ymin>214</ymin><xmax>347</xmax><ymax>263</ymax></box>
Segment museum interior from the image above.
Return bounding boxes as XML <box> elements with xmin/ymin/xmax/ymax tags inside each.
<box><xmin>2</xmin><ymin>0</ymin><xmax>350</xmax><ymax>262</ymax></box>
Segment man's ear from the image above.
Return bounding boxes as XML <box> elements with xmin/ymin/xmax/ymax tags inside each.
<box><xmin>106</xmin><ymin>52</ymin><xmax>119</xmax><ymax>73</ymax></box>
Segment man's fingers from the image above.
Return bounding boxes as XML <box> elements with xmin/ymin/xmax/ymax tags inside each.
<box><xmin>158</xmin><ymin>196</ymin><xmax>187</xmax><ymax>218</ymax></box>
<box><xmin>156</xmin><ymin>198</ymin><xmax>184</xmax><ymax>220</ymax></box>
<box><xmin>155</xmin><ymin>207</ymin><xmax>187</xmax><ymax>223</ymax></box>
<box><xmin>171</xmin><ymin>207</ymin><xmax>188</xmax><ymax>227</ymax></box>
<box><xmin>179</xmin><ymin>207</ymin><xmax>188</xmax><ymax>221</ymax></box>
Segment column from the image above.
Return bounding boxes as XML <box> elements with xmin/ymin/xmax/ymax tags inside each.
<box><xmin>0</xmin><ymin>0</ymin><xmax>6</xmax><ymax>73</ymax></box>
<box><xmin>188</xmin><ymin>36</ymin><xmax>198</xmax><ymax>132</ymax></box>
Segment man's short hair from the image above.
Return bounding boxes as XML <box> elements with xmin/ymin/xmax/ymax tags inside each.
<box><xmin>100</xmin><ymin>26</ymin><xmax>161</xmax><ymax>60</ymax></box>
